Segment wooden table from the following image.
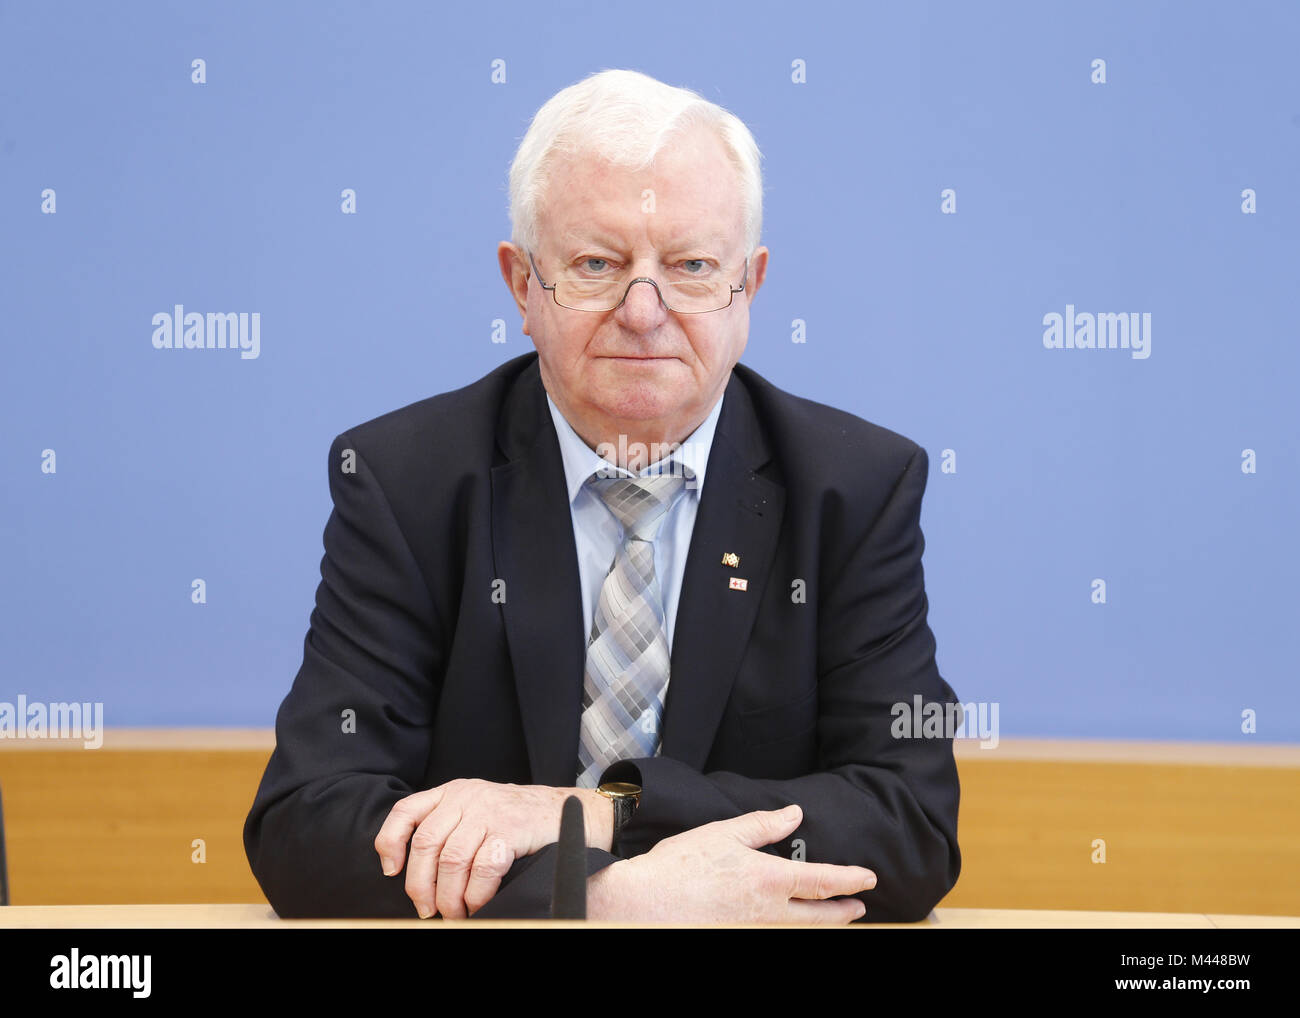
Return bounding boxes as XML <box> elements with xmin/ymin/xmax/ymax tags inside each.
<box><xmin>1</xmin><ymin>904</ymin><xmax>1296</xmax><ymax>928</ymax></box>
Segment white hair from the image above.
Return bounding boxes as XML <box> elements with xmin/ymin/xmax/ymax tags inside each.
<box><xmin>507</xmin><ymin>68</ymin><xmax>763</xmax><ymax>259</ymax></box>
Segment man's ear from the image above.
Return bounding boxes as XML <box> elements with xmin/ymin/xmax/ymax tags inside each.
<box><xmin>746</xmin><ymin>246</ymin><xmax>769</xmax><ymax>303</ymax></box>
<box><xmin>498</xmin><ymin>242</ymin><xmax>530</xmax><ymax>323</ymax></box>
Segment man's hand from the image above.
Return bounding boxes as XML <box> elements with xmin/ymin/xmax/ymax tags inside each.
<box><xmin>374</xmin><ymin>778</ymin><xmax>613</xmax><ymax>918</ymax></box>
<box><xmin>587</xmin><ymin>804</ymin><xmax>876</xmax><ymax>923</ymax></box>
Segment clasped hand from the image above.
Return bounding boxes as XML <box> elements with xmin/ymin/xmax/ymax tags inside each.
<box><xmin>375</xmin><ymin>779</ymin><xmax>876</xmax><ymax>922</ymax></box>
<box><xmin>374</xmin><ymin>778</ymin><xmax>610</xmax><ymax>918</ymax></box>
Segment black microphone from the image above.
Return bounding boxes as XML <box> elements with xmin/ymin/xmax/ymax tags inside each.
<box><xmin>550</xmin><ymin>794</ymin><xmax>587</xmax><ymax>919</ymax></box>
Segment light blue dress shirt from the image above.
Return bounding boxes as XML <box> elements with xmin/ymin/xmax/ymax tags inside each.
<box><xmin>545</xmin><ymin>390</ymin><xmax>725</xmax><ymax>662</ymax></box>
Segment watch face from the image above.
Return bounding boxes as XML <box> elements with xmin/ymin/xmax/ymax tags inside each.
<box><xmin>599</xmin><ymin>781</ymin><xmax>642</xmax><ymax>799</ymax></box>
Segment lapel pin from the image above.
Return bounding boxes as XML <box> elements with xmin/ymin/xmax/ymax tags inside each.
<box><xmin>728</xmin><ymin>577</ymin><xmax>748</xmax><ymax>591</ymax></box>
<box><xmin>721</xmin><ymin>552</ymin><xmax>740</xmax><ymax>568</ymax></box>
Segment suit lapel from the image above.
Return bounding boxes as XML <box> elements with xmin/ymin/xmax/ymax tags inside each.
<box><xmin>661</xmin><ymin>373</ymin><xmax>785</xmax><ymax>770</ymax></box>
<box><xmin>490</xmin><ymin>361</ymin><xmax>587</xmax><ymax>786</ymax></box>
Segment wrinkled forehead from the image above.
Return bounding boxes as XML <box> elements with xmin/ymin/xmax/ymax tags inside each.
<box><xmin>539</xmin><ymin>131</ymin><xmax>746</xmax><ymax>256</ymax></box>
<box><xmin>550</xmin><ymin>221</ymin><xmax>740</xmax><ymax>259</ymax></box>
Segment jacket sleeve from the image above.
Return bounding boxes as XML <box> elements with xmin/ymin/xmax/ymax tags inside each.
<box><xmin>242</xmin><ymin>432</ymin><xmax>616</xmax><ymax>919</ymax></box>
<box><xmin>600</xmin><ymin>446</ymin><xmax>961</xmax><ymax>922</ymax></box>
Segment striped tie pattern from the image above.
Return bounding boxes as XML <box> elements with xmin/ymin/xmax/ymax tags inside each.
<box><xmin>576</xmin><ymin>472</ymin><xmax>687</xmax><ymax>788</ymax></box>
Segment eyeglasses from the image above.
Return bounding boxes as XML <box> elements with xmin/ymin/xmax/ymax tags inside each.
<box><xmin>527</xmin><ymin>250</ymin><xmax>747</xmax><ymax>314</ymax></box>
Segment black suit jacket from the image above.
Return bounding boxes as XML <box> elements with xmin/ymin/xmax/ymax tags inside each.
<box><xmin>243</xmin><ymin>352</ymin><xmax>961</xmax><ymax>920</ymax></box>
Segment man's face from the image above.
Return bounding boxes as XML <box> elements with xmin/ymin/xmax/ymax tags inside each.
<box><xmin>499</xmin><ymin>125</ymin><xmax>768</xmax><ymax>452</ymax></box>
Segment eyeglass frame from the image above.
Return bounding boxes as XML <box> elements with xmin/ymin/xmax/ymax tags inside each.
<box><xmin>526</xmin><ymin>249</ymin><xmax>749</xmax><ymax>314</ymax></box>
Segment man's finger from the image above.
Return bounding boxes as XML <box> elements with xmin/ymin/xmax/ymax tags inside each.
<box><xmin>784</xmin><ymin>896</ymin><xmax>868</xmax><ymax>925</ymax></box>
<box><xmin>717</xmin><ymin>804</ymin><xmax>804</xmax><ymax>850</ymax></box>
<box><xmin>404</xmin><ymin>804</ymin><xmax>462</xmax><ymax>919</ymax></box>
<box><xmin>433</xmin><ymin>823</ymin><xmax>488</xmax><ymax>920</ymax></box>
<box><xmin>374</xmin><ymin>787</ymin><xmax>445</xmax><ymax>874</ymax></box>
<box><xmin>784</xmin><ymin>859</ymin><xmax>877</xmax><ymax>902</ymax></box>
<box><xmin>464</xmin><ymin>836</ymin><xmax>516</xmax><ymax>916</ymax></box>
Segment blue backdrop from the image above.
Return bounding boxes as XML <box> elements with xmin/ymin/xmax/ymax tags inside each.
<box><xmin>2</xmin><ymin>0</ymin><xmax>1296</xmax><ymax>740</ymax></box>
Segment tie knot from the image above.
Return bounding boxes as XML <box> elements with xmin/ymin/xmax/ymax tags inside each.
<box><xmin>589</xmin><ymin>472</ymin><xmax>688</xmax><ymax>540</ymax></box>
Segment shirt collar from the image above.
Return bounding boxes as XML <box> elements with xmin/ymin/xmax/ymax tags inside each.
<box><xmin>546</xmin><ymin>387</ymin><xmax>725</xmax><ymax>506</ymax></box>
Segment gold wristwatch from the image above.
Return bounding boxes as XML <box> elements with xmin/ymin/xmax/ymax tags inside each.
<box><xmin>595</xmin><ymin>781</ymin><xmax>641</xmax><ymax>853</ymax></box>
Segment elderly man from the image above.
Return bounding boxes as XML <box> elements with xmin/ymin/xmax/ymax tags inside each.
<box><xmin>244</xmin><ymin>69</ymin><xmax>961</xmax><ymax>923</ymax></box>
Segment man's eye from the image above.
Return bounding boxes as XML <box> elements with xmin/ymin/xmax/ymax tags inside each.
<box><xmin>580</xmin><ymin>258</ymin><xmax>610</xmax><ymax>273</ymax></box>
<box><xmin>681</xmin><ymin>260</ymin><xmax>708</xmax><ymax>273</ymax></box>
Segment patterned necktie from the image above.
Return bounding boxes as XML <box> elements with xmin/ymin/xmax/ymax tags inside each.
<box><xmin>576</xmin><ymin>472</ymin><xmax>687</xmax><ymax>788</ymax></box>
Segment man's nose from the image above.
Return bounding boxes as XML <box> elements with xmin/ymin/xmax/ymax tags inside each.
<box><xmin>613</xmin><ymin>277</ymin><xmax>670</xmax><ymax>329</ymax></box>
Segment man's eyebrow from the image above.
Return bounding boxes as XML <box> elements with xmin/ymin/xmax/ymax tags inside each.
<box><xmin>557</xmin><ymin>231</ymin><xmax>734</xmax><ymax>257</ymax></box>
<box><xmin>557</xmin><ymin>234</ymin><xmax>626</xmax><ymax>256</ymax></box>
